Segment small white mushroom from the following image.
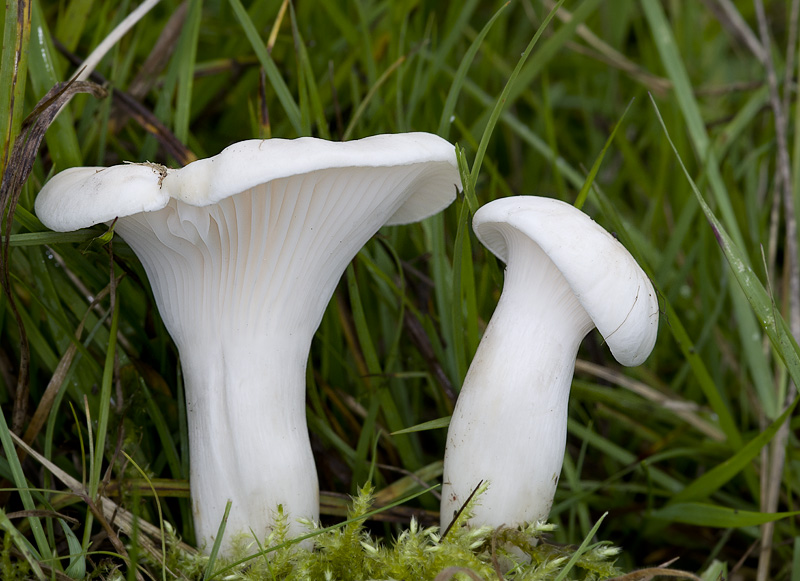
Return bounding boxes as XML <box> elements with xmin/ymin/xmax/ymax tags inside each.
<box><xmin>35</xmin><ymin>133</ymin><xmax>460</xmax><ymax>552</ymax></box>
<box><xmin>440</xmin><ymin>196</ymin><xmax>658</xmax><ymax>531</ymax></box>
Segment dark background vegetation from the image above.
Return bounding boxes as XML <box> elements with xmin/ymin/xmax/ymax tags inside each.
<box><xmin>1</xmin><ymin>0</ymin><xmax>799</xmax><ymax>578</ymax></box>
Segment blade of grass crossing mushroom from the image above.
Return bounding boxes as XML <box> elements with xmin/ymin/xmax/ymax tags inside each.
<box><xmin>203</xmin><ymin>500</ymin><xmax>232</xmax><ymax>581</ymax></box>
<box><xmin>228</xmin><ymin>0</ymin><xmax>302</xmax><ymax>135</ymax></box>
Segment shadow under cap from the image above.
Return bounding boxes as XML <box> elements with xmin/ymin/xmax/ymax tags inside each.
<box><xmin>35</xmin><ymin>132</ymin><xmax>459</xmax><ymax>232</ymax></box>
<box><xmin>472</xmin><ymin>196</ymin><xmax>659</xmax><ymax>366</ymax></box>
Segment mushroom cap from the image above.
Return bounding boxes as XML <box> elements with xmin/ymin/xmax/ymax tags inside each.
<box><xmin>472</xmin><ymin>196</ymin><xmax>658</xmax><ymax>366</ymax></box>
<box><xmin>35</xmin><ymin>133</ymin><xmax>459</xmax><ymax>232</ymax></box>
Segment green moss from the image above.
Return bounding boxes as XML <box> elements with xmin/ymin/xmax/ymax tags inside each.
<box><xmin>1</xmin><ymin>532</ymin><xmax>30</xmax><ymax>581</ymax></box>
<box><xmin>161</xmin><ymin>483</ymin><xmax>624</xmax><ymax>581</ymax></box>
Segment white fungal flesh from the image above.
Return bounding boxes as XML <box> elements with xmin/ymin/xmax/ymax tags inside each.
<box><xmin>116</xmin><ymin>166</ymin><xmax>448</xmax><ymax>550</ymax></box>
<box><xmin>441</xmin><ymin>230</ymin><xmax>594</xmax><ymax>529</ymax></box>
<box><xmin>441</xmin><ymin>196</ymin><xmax>658</xmax><ymax>532</ymax></box>
<box><xmin>35</xmin><ymin>134</ymin><xmax>460</xmax><ymax>553</ymax></box>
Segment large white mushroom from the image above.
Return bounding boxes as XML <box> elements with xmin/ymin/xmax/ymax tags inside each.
<box><xmin>441</xmin><ymin>196</ymin><xmax>658</xmax><ymax>531</ymax></box>
<box><xmin>35</xmin><ymin>133</ymin><xmax>460</xmax><ymax>552</ymax></box>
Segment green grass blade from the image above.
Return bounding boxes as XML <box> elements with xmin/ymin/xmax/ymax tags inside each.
<box><xmin>642</xmin><ymin>0</ymin><xmax>777</xmax><ymax>420</ymax></box>
<box><xmin>651</xmin><ymin>503</ymin><xmax>800</xmax><ymax>528</ymax></box>
<box><xmin>468</xmin><ymin>0</ymin><xmax>565</xmax><ymax>193</ymax></box>
<box><xmin>552</xmin><ymin>512</ymin><xmax>607</xmax><ymax>581</ymax></box>
<box><xmin>89</xmin><ymin>296</ymin><xmax>119</xmax><ymax>498</ymax></box>
<box><xmin>450</xmin><ymin>203</ymin><xmax>472</xmax><ymax>385</ymax></box>
<box><xmin>173</xmin><ymin>0</ymin><xmax>202</xmax><ymax>144</ymax></box>
<box><xmin>651</xmin><ymin>94</ymin><xmax>800</xmax><ymax>389</ymax></box>
<box><xmin>342</xmin><ymin>55</ymin><xmax>405</xmax><ymax>141</ymax></box>
<box><xmin>29</xmin><ymin>0</ymin><xmax>81</xmax><ymax>169</ymax></box>
<box><xmin>436</xmin><ymin>2</ymin><xmax>508</xmax><ymax>139</ymax></box>
<box><xmin>641</xmin><ymin>0</ymin><xmax>740</xmax><ymax>245</ymax></box>
<box><xmin>0</xmin><ymin>0</ymin><xmax>32</xmax><ymax>172</ymax></box>
<box><xmin>669</xmin><ymin>395</ymin><xmax>798</xmax><ymax>505</ymax></box>
<box><xmin>228</xmin><ymin>0</ymin><xmax>302</xmax><ymax>135</ymax></box>
<box><xmin>504</xmin><ymin>0</ymin><xmax>603</xmax><ymax>107</ymax></box>
<box><xmin>203</xmin><ymin>500</ymin><xmax>232</xmax><ymax>580</ymax></box>
<box><xmin>7</xmin><ymin>230</ymin><xmax>96</xmax><ymax>246</ymax></box>
<box><xmin>0</xmin><ymin>508</ymin><xmax>45</xmax><ymax>579</ymax></box>
<box><xmin>392</xmin><ymin>416</ymin><xmax>451</xmax><ymax>435</ymax></box>
<box><xmin>660</xmin><ymin>297</ymin><xmax>742</xmax><ymax>447</ymax></box>
<box><xmin>0</xmin><ymin>393</ymin><xmax>51</xmax><ymax>561</ymax></box>
<box><xmin>55</xmin><ymin>0</ymin><xmax>95</xmax><ymax>52</ymax></box>
<box><xmin>574</xmin><ymin>99</ymin><xmax>634</xmax><ymax>209</ymax></box>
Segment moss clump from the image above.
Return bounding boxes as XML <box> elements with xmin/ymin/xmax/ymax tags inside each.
<box><xmin>1</xmin><ymin>532</ymin><xmax>30</xmax><ymax>581</ymax></box>
<box><xmin>164</xmin><ymin>483</ymin><xmax>623</xmax><ymax>580</ymax></box>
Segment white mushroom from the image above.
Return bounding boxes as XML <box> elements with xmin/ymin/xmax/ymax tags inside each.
<box><xmin>440</xmin><ymin>196</ymin><xmax>658</xmax><ymax>531</ymax></box>
<box><xmin>35</xmin><ymin>133</ymin><xmax>460</xmax><ymax>552</ymax></box>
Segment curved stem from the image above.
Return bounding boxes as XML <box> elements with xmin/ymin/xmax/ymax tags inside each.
<box><xmin>441</xmin><ymin>233</ymin><xmax>593</xmax><ymax>529</ymax></box>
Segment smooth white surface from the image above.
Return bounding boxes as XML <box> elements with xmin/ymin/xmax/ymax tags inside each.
<box><xmin>473</xmin><ymin>197</ymin><xmax>658</xmax><ymax>366</ymax></box>
<box><xmin>441</xmin><ymin>197</ymin><xmax>658</xmax><ymax>531</ymax></box>
<box><xmin>36</xmin><ymin>134</ymin><xmax>460</xmax><ymax>552</ymax></box>
<box><xmin>35</xmin><ymin>133</ymin><xmax>458</xmax><ymax>231</ymax></box>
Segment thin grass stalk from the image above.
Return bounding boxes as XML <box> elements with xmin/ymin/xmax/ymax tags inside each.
<box><xmin>72</xmin><ymin>0</ymin><xmax>161</xmax><ymax>82</ymax></box>
<box><xmin>752</xmin><ymin>3</ymin><xmax>800</xmax><ymax>577</ymax></box>
<box><xmin>0</xmin><ymin>0</ymin><xmax>31</xmax><ymax>173</ymax></box>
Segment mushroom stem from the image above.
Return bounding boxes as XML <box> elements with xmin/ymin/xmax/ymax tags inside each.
<box><xmin>116</xmin><ymin>196</ymin><xmax>330</xmax><ymax>549</ymax></box>
<box><xmin>441</xmin><ymin>230</ymin><xmax>594</xmax><ymax>530</ymax></box>
<box><xmin>180</xmin><ymin>336</ymin><xmax>316</xmax><ymax>548</ymax></box>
